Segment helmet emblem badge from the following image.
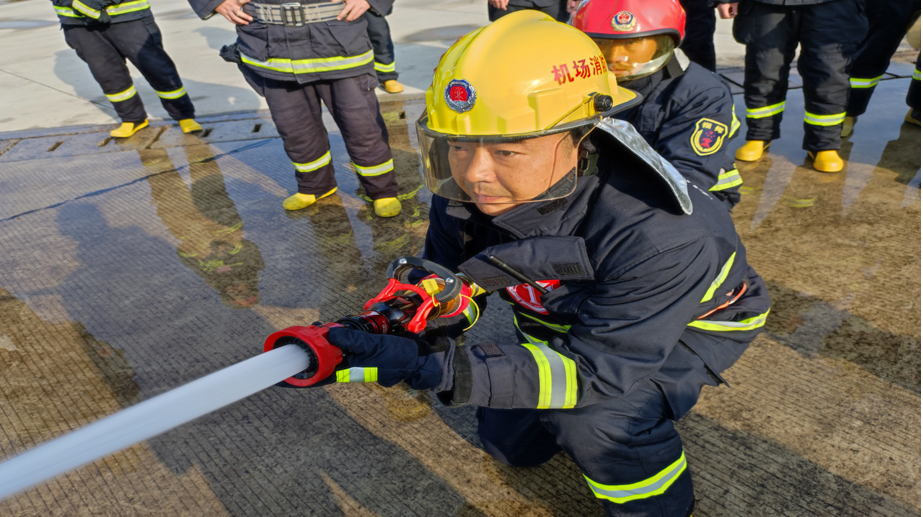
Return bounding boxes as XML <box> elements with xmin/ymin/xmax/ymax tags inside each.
<box><xmin>445</xmin><ymin>79</ymin><xmax>477</xmax><ymax>113</ymax></box>
<box><xmin>611</xmin><ymin>11</ymin><xmax>636</xmax><ymax>31</ymax></box>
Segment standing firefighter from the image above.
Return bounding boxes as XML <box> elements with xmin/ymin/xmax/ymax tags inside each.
<box><xmin>311</xmin><ymin>12</ymin><xmax>770</xmax><ymax>515</ymax></box>
<box><xmin>53</xmin><ymin>0</ymin><xmax>202</xmax><ymax>138</ymax></box>
<box><xmin>189</xmin><ymin>0</ymin><xmax>402</xmax><ymax>216</ymax></box>
<box><xmin>572</xmin><ymin>0</ymin><xmax>742</xmax><ymax>210</ymax></box>
<box><xmin>365</xmin><ymin>6</ymin><xmax>404</xmax><ymax>93</ymax></box>
<box><xmin>719</xmin><ymin>0</ymin><xmax>868</xmax><ymax>172</ymax></box>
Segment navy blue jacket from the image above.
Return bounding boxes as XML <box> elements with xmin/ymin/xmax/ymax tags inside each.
<box><xmin>617</xmin><ymin>57</ymin><xmax>742</xmax><ymax>209</ymax></box>
<box><xmin>423</xmin><ymin>134</ymin><xmax>770</xmax><ymax>412</ymax></box>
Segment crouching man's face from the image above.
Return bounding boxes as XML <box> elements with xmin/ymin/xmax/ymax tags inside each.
<box><xmin>447</xmin><ymin>132</ymin><xmax>579</xmax><ymax>216</ymax></box>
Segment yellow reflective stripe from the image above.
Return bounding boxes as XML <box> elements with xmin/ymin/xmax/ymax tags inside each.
<box><xmin>804</xmin><ymin>111</ymin><xmax>846</xmax><ymax>126</ymax></box>
<box><xmin>54</xmin><ymin>6</ymin><xmax>82</xmax><ymax>17</ymax></box>
<box><xmin>746</xmin><ymin>101</ymin><xmax>785</xmax><ymax>119</ymax></box>
<box><xmin>374</xmin><ymin>61</ymin><xmax>396</xmax><ymax>73</ymax></box>
<box><xmin>72</xmin><ymin>0</ymin><xmax>100</xmax><ymax>18</ymax></box>
<box><xmin>914</xmin><ymin>68</ymin><xmax>921</xmax><ymax>81</ymax></box>
<box><xmin>155</xmin><ymin>86</ymin><xmax>186</xmax><ymax>99</ymax></box>
<box><xmin>293</xmin><ymin>151</ymin><xmax>332</xmax><ymax>173</ymax></box>
<box><xmin>519</xmin><ymin>311</ymin><xmax>571</xmax><ymax>333</ymax></box>
<box><xmin>730</xmin><ymin>105</ymin><xmax>740</xmax><ymax>138</ymax></box>
<box><xmin>336</xmin><ymin>367</ymin><xmax>378</xmax><ymax>383</ymax></box>
<box><xmin>107</xmin><ymin>0</ymin><xmax>150</xmax><ymax>15</ymax></box>
<box><xmin>585</xmin><ymin>452</ymin><xmax>687</xmax><ymax>504</ymax></box>
<box><xmin>514</xmin><ymin>317</ymin><xmax>578</xmax><ymax>409</ymax></box>
<box><xmin>849</xmin><ymin>76</ymin><xmax>882</xmax><ymax>89</ymax></box>
<box><xmin>700</xmin><ymin>252</ymin><xmax>736</xmax><ymax>303</ymax></box>
<box><xmin>687</xmin><ymin>309</ymin><xmax>770</xmax><ymax>332</ymax></box>
<box><xmin>710</xmin><ymin>168</ymin><xmax>742</xmax><ymax>192</ymax></box>
<box><xmin>106</xmin><ymin>85</ymin><xmax>137</xmax><ymax>103</ymax></box>
<box><xmin>240</xmin><ymin>50</ymin><xmax>374</xmax><ymax>75</ymax></box>
<box><xmin>354</xmin><ymin>159</ymin><xmax>394</xmax><ymax>177</ymax></box>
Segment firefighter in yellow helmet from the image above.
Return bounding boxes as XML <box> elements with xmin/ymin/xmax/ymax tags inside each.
<box><xmin>319</xmin><ymin>11</ymin><xmax>771</xmax><ymax>516</ymax></box>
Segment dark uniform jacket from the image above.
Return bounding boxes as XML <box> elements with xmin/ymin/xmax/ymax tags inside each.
<box><xmin>187</xmin><ymin>0</ymin><xmax>392</xmax><ymax>84</ymax></box>
<box><xmin>52</xmin><ymin>0</ymin><xmax>151</xmax><ymax>25</ymax></box>
<box><xmin>617</xmin><ymin>56</ymin><xmax>742</xmax><ymax>209</ymax></box>
<box><xmin>714</xmin><ymin>0</ymin><xmax>836</xmax><ymax>5</ymax></box>
<box><xmin>423</xmin><ymin>130</ymin><xmax>771</xmax><ymax>414</ymax></box>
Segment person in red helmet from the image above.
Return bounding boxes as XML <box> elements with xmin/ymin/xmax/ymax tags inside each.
<box><xmin>573</xmin><ymin>0</ymin><xmax>743</xmax><ymax>209</ymax></box>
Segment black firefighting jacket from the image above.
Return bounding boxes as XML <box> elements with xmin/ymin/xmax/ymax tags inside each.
<box><xmin>187</xmin><ymin>0</ymin><xmax>392</xmax><ymax>84</ymax></box>
<box><xmin>617</xmin><ymin>55</ymin><xmax>742</xmax><ymax>209</ymax></box>
<box><xmin>424</xmin><ymin>121</ymin><xmax>771</xmax><ymax>413</ymax></box>
<box><xmin>713</xmin><ymin>0</ymin><xmax>837</xmax><ymax>5</ymax></box>
<box><xmin>52</xmin><ymin>0</ymin><xmax>151</xmax><ymax>25</ymax></box>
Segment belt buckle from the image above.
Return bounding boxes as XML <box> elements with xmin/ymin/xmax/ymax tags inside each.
<box><xmin>280</xmin><ymin>2</ymin><xmax>304</xmax><ymax>27</ymax></box>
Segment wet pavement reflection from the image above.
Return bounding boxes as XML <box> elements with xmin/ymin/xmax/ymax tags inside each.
<box><xmin>0</xmin><ymin>84</ymin><xmax>918</xmax><ymax>516</ymax></box>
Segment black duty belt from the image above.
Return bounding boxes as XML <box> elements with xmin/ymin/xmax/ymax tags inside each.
<box><xmin>244</xmin><ymin>1</ymin><xmax>344</xmax><ymax>27</ymax></box>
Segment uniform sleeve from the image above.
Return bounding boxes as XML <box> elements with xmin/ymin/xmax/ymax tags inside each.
<box><xmin>440</xmin><ymin>240</ymin><xmax>719</xmax><ymax>409</ymax></box>
<box><xmin>187</xmin><ymin>0</ymin><xmax>225</xmax><ymax>20</ymax></box>
<box><xmin>656</xmin><ymin>84</ymin><xmax>741</xmax><ymax>204</ymax></box>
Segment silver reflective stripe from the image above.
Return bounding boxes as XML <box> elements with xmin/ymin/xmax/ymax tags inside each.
<box><xmin>514</xmin><ymin>316</ymin><xmax>577</xmax><ymax>409</ymax></box>
<box><xmin>585</xmin><ymin>452</ymin><xmax>687</xmax><ymax>503</ymax></box>
<box><xmin>240</xmin><ymin>50</ymin><xmax>374</xmax><ymax>74</ymax></box>
<box><xmin>54</xmin><ymin>6</ymin><xmax>82</xmax><ymax>17</ymax></box>
<box><xmin>354</xmin><ymin>159</ymin><xmax>394</xmax><ymax>176</ymax></box>
<box><xmin>107</xmin><ymin>0</ymin><xmax>150</xmax><ymax>15</ymax></box>
<box><xmin>336</xmin><ymin>367</ymin><xmax>377</xmax><ymax>383</ymax></box>
<box><xmin>374</xmin><ymin>61</ymin><xmax>396</xmax><ymax>73</ymax></box>
<box><xmin>155</xmin><ymin>86</ymin><xmax>186</xmax><ymax>99</ymax></box>
<box><xmin>293</xmin><ymin>151</ymin><xmax>332</xmax><ymax>173</ymax></box>
<box><xmin>849</xmin><ymin>76</ymin><xmax>882</xmax><ymax>89</ymax></box>
<box><xmin>106</xmin><ymin>86</ymin><xmax>137</xmax><ymax>103</ymax></box>
<box><xmin>804</xmin><ymin>111</ymin><xmax>846</xmax><ymax>126</ymax></box>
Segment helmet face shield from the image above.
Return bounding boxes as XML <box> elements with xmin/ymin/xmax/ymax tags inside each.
<box><xmin>593</xmin><ymin>34</ymin><xmax>674</xmax><ymax>81</ymax></box>
<box><xmin>417</xmin><ymin>116</ymin><xmax>596</xmax><ymax>205</ymax></box>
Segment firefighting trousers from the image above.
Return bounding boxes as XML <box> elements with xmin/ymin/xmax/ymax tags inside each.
<box><xmin>732</xmin><ymin>0</ymin><xmax>868</xmax><ymax>151</ymax></box>
<box><xmin>477</xmin><ymin>340</ymin><xmax>717</xmax><ymax>516</ymax></box>
<box><xmin>908</xmin><ymin>54</ymin><xmax>921</xmax><ymax>119</ymax></box>
<box><xmin>846</xmin><ymin>0</ymin><xmax>919</xmax><ymax>117</ymax></box>
<box><xmin>62</xmin><ymin>18</ymin><xmax>195</xmax><ymax>123</ymax></box>
<box><xmin>241</xmin><ymin>67</ymin><xmax>398</xmax><ymax>199</ymax></box>
<box><xmin>678</xmin><ymin>0</ymin><xmax>717</xmax><ymax>72</ymax></box>
<box><xmin>365</xmin><ymin>9</ymin><xmax>398</xmax><ymax>83</ymax></box>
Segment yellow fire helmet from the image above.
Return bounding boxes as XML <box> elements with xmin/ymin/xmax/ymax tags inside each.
<box><xmin>417</xmin><ymin>10</ymin><xmax>641</xmax><ymax>204</ymax></box>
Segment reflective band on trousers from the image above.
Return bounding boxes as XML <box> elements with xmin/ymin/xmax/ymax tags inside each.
<box><xmin>687</xmin><ymin>309</ymin><xmax>770</xmax><ymax>332</ymax></box>
<box><xmin>336</xmin><ymin>367</ymin><xmax>378</xmax><ymax>383</ymax></box>
<box><xmin>155</xmin><ymin>86</ymin><xmax>186</xmax><ymax>99</ymax></box>
<box><xmin>106</xmin><ymin>0</ymin><xmax>150</xmax><ymax>15</ymax></box>
<box><xmin>730</xmin><ymin>105</ymin><xmax>741</xmax><ymax>138</ymax></box>
<box><xmin>72</xmin><ymin>0</ymin><xmax>101</xmax><ymax>18</ymax></box>
<box><xmin>746</xmin><ymin>101</ymin><xmax>785</xmax><ymax>119</ymax></box>
<box><xmin>700</xmin><ymin>252</ymin><xmax>736</xmax><ymax>303</ymax></box>
<box><xmin>54</xmin><ymin>6</ymin><xmax>82</xmax><ymax>16</ymax></box>
<box><xmin>354</xmin><ymin>159</ymin><xmax>394</xmax><ymax>177</ymax></box>
<box><xmin>709</xmin><ymin>168</ymin><xmax>742</xmax><ymax>192</ymax></box>
<box><xmin>240</xmin><ymin>50</ymin><xmax>374</xmax><ymax>75</ymax></box>
<box><xmin>374</xmin><ymin>61</ymin><xmax>396</xmax><ymax>73</ymax></box>
<box><xmin>804</xmin><ymin>111</ymin><xmax>846</xmax><ymax>126</ymax></box>
<box><xmin>106</xmin><ymin>85</ymin><xmax>138</xmax><ymax>103</ymax></box>
<box><xmin>514</xmin><ymin>317</ymin><xmax>578</xmax><ymax>409</ymax></box>
<box><xmin>585</xmin><ymin>451</ymin><xmax>687</xmax><ymax>504</ymax></box>
<box><xmin>914</xmin><ymin>68</ymin><xmax>921</xmax><ymax>81</ymax></box>
<box><xmin>293</xmin><ymin>151</ymin><xmax>332</xmax><ymax>173</ymax></box>
<box><xmin>849</xmin><ymin>76</ymin><xmax>882</xmax><ymax>89</ymax></box>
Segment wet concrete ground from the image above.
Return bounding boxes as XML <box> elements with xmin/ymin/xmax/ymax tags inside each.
<box><xmin>0</xmin><ymin>76</ymin><xmax>919</xmax><ymax>516</ymax></box>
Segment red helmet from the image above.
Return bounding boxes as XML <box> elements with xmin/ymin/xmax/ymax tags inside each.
<box><xmin>571</xmin><ymin>0</ymin><xmax>686</xmax><ymax>44</ymax></box>
<box><xmin>572</xmin><ymin>0</ymin><xmax>686</xmax><ymax>81</ymax></box>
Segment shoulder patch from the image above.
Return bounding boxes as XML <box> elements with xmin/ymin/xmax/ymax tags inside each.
<box><xmin>690</xmin><ymin>118</ymin><xmax>728</xmax><ymax>156</ymax></box>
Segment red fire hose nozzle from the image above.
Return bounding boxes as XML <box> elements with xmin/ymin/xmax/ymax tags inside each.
<box><xmin>263</xmin><ymin>325</ymin><xmax>343</xmax><ymax>387</ymax></box>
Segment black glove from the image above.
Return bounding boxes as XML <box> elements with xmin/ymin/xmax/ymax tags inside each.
<box><xmin>324</xmin><ymin>327</ymin><xmax>455</xmax><ymax>391</ymax></box>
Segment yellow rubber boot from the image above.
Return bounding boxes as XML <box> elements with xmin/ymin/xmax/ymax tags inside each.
<box><xmin>179</xmin><ymin>118</ymin><xmax>203</xmax><ymax>133</ymax></box>
<box><xmin>381</xmin><ymin>80</ymin><xmax>405</xmax><ymax>94</ymax></box>
<box><xmin>282</xmin><ymin>187</ymin><xmax>337</xmax><ymax>211</ymax></box>
<box><xmin>735</xmin><ymin>140</ymin><xmax>769</xmax><ymax>162</ymax></box>
<box><xmin>905</xmin><ymin>108</ymin><xmax>921</xmax><ymax>126</ymax></box>
<box><xmin>110</xmin><ymin>120</ymin><xmax>148</xmax><ymax>138</ymax></box>
<box><xmin>840</xmin><ymin>116</ymin><xmax>856</xmax><ymax>137</ymax></box>
<box><xmin>808</xmin><ymin>150</ymin><xmax>844</xmax><ymax>173</ymax></box>
<box><xmin>373</xmin><ymin>197</ymin><xmax>402</xmax><ymax>217</ymax></box>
